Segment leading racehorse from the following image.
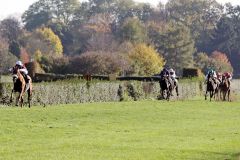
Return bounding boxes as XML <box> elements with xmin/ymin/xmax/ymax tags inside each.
<box><xmin>205</xmin><ymin>77</ymin><xmax>218</xmax><ymax>101</ymax></box>
<box><xmin>159</xmin><ymin>75</ymin><xmax>178</xmax><ymax>100</ymax></box>
<box><xmin>159</xmin><ymin>75</ymin><xmax>171</xmax><ymax>100</ymax></box>
<box><xmin>10</xmin><ymin>67</ymin><xmax>32</xmax><ymax>108</ymax></box>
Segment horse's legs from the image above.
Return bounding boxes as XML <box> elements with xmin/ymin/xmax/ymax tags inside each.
<box><xmin>220</xmin><ymin>90</ymin><xmax>223</xmax><ymax>101</ymax></box>
<box><xmin>222</xmin><ymin>91</ymin><xmax>224</xmax><ymax>101</ymax></box>
<box><xmin>227</xmin><ymin>89</ymin><xmax>230</xmax><ymax>101</ymax></box>
<box><xmin>210</xmin><ymin>91</ymin><xmax>213</xmax><ymax>101</ymax></box>
<box><xmin>20</xmin><ymin>97</ymin><xmax>23</xmax><ymax>108</ymax></box>
<box><xmin>214</xmin><ymin>89</ymin><xmax>217</xmax><ymax>101</ymax></box>
<box><xmin>215</xmin><ymin>89</ymin><xmax>218</xmax><ymax>100</ymax></box>
<box><xmin>160</xmin><ymin>89</ymin><xmax>163</xmax><ymax>99</ymax></box>
<box><xmin>209</xmin><ymin>92</ymin><xmax>211</xmax><ymax>101</ymax></box>
<box><xmin>161</xmin><ymin>89</ymin><xmax>167</xmax><ymax>100</ymax></box>
<box><xmin>216</xmin><ymin>88</ymin><xmax>220</xmax><ymax>100</ymax></box>
<box><xmin>27</xmin><ymin>89</ymin><xmax>32</xmax><ymax>108</ymax></box>
<box><xmin>175</xmin><ymin>85</ymin><xmax>179</xmax><ymax>96</ymax></box>
<box><xmin>18</xmin><ymin>84</ymin><xmax>25</xmax><ymax>107</ymax></box>
<box><xmin>15</xmin><ymin>93</ymin><xmax>20</xmax><ymax>106</ymax></box>
<box><xmin>10</xmin><ymin>89</ymin><xmax>14</xmax><ymax>103</ymax></box>
<box><xmin>205</xmin><ymin>90</ymin><xmax>208</xmax><ymax>100</ymax></box>
<box><xmin>167</xmin><ymin>90</ymin><xmax>170</xmax><ymax>101</ymax></box>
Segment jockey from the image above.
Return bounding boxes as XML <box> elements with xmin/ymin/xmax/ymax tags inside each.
<box><xmin>205</xmin><ymin>69</ymin><xmax>217</xmax><ymax>80</ymax></box>
<box><xmin>205</xmin><ymin>68</ymin><xmax>217</xmax><ymax>84</ymax></box>
<box><xmin>169</xmin><ymin>68</ymin><xmax>178</xmax><ymax>85</ymax></box>
<box><xmin>10</xmin><ymin>61</ymin><xmax>30</xmax><ymax>84</ymax></box>
<box><xmin>223</xmin><ymin>72</ymin><xmax>232</xmax><ymax>81</ymax></box>
<box><xmin>159</xmin><ymin>68</ymin><xmax>169</xmax><ymax>77</ymax></box>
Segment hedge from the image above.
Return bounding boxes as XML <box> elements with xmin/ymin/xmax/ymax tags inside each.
<box><xmin>32</xmin><ymin>73</ymin><xmax>161</xmax><ymax>82</ymax></box>
<box><xmin>0</xmin><ymin>80</ymin><xmax>204</xmax><ymax>106</ymax></box>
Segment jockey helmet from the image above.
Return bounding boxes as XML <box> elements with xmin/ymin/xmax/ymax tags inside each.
<box><xmin>209</xmin><ymin>69</ymin><xmax>214</xmax><ymax>74</ymax></box>
<box><xmin>217</xmin><ymin>72</ymin><xmax>222</xmax><ymax>76</ymax></box>
<box><xmin>224</xmin><ymin>72</ymin><xmax>231</xmax><ymax>78</ymax></box>
<box><xmin>169</xmin><ymin>68</ymin><xmax>174</xmax><ymax>72</ymax></box>
<box><xmin>16</xmin><ymin>61</ymin><xmax>23</xmax><ymax>66</ymax></box>
<box><xmin>163</xmin><ymin>68</ymin><xmax>168</xmax><ymax>71</ymax></box>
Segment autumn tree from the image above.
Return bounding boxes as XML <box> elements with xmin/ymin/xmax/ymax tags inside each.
<box><xmin>194</xmin><ymin>52</ymin><xmax>210</xmax><ymax>72</ymax></box>
<box><xmin>69</xmin><ymin>51</ymin><xmax>124</xmax><ymax>75</ymax></box>
<box><xmin>69</xmin><ymin>13</ymin><xmax>117</xmax><ymax>54</ymax></box>
<box><xmin>22</xmin><ymin>0</ymin><xmax>80</xmax><ymax>30</ymax></box>
<box><xmin>210</xmin><ymin>4</ymin><xmax>240</xmax><ymax>74</ymax></box>
<box><xmin>194</xmin><ymin>51</ymin><xmax>233</xmax><ymax>73</ymax></box>
<box><xmin>0</xmin><ymin>36</ymin><xmax>17</xmax><ymax>73</ymax></box>
<box><xmin>129</xmin><ymin>43</ymin><xmax>165</xmax><ymax>76</ymax></box>
<box><xmin>23</xmin><ymin>27</ymin><xmax>63</xmax><ymax>58</ymax></box>
<box><xmin>165</xmin><ymin>0</ymin><xmax>223</xmax><ymax>51</ymax></box>
<box><xmin>20</xmin><ymin>48</ymin><xmax>30</xmax><ymax>64</ymax></box>
<box><xmin>37</xmin><ymin>28</ymin><xmax>63</xmax><ymax>56</ymax></box>
<box><xmin>209</xmin><ymin>51</ymin><xmax>233</xmax><ymax>73</ymax></box>
<box><xmin>0</xmin><ymin>18</ymin><xmax>23</xmax><ymax>57</ymax></box>
<box><xmin>118</xmin><ymin>17</ymin><xmax>147</xmax><ymax>43</ymax></box>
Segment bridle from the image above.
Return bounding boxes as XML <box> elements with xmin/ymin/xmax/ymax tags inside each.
<box><xmin>11</xmin><ymin>67</ymin><xmax>20</xmax><ymax>83</ymax></box>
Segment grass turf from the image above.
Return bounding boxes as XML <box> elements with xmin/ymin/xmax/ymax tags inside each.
<box><xmin>0</xmin><ymin>100</ymin><xmax>240</xmax><ymax>160</ymax></box>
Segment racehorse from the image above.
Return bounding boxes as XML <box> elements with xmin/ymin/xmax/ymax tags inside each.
<box><xmin>10</xmin><ymin>67</ymin><xmax>32</xmax><ymax>108</ymax></box>
<box><xmin>159</xmin><ymin>75</ymin><xmax>171</xmax><ymax>100</ymax></box>
<box><xmin>159</xmin><ymin>75</ymin><xmax>178</xmax><ymax>100</ymax></box>
<box><xmin>205</xmin><ymin>77</ymin><xmax>218</xmax><ymax>101</ymax></box>
<box><xmin>219</xmin><ymin>76</ymin><xmax>230</xmax><ymax>101</ymax></box>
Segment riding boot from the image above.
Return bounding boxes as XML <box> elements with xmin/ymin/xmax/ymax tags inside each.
<box><xmin>170</xmin><ymin>80</ymin><xmax>174</xmax><ymax>96</ymax></box>
<box><xmin>25</xmin><ymin>75</ymin><xmax>31</xmax><ymax>91</ymax></box>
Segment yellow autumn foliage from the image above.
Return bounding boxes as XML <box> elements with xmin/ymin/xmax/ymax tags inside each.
<box><xmin>36</xmin><ymin>27</ymin><xmax>63</xmax><ymax>56</ymax></box>
<box><xmin>129</xmin><ymin>43</ymin><xmax>165</xmax><ymax>76</ymax></box>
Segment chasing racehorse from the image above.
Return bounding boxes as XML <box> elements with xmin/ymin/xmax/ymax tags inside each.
<box><xmin>219</xmin><ymin>76</ymin><xmax>230</xmax><ymax>101</ymax></box>
<box><xmin>205</xmin><ymin>76</ymin><xmax>218</xmax><ymax>101</ymax></box>
<box><xmin>10</xmin><ymin>67</ymin><xmax>32</xmax><ymax>108</ymax></box>
<box><xmin>159</xmin><ymin>75</ymin><xmax>179</xmax><ymax>100</ymax></box>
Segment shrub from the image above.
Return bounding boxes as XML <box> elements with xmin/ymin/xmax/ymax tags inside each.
<box><xmin>182</xmin><ymin>68</ymin><xmax>203</xmax><ymax>78</ymax></box>
<box><xmin>69</xmin><ymin>51</ymin><xmax>123</xmax><ymax>75</ymax></box>
<box><xmin>25</xmin><ymin>61</ymin><xmax>45</xmax><ymax>78</ymax></box>
<box><xmin>39</xmin><ymin>56</ymin><xmax>69</xmax><ymax>74</ymax></box>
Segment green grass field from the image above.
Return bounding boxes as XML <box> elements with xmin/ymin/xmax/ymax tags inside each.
<box><xmin>0</xmin><ymin>100</ymin><xmax>240</xmax><ymax>160</ymax></box>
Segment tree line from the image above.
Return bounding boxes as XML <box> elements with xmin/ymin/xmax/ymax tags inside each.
<box><xmin>0</xmin><ymin>0</ymin><xmax>239</xmax><ymax>76</ymax></box>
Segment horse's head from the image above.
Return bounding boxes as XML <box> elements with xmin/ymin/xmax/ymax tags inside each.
<box><xmin>222</xmin><ymin>75</ymin><xmax>227</xmax><ymax>81</ymax></box>
<box><xmin>160</xmin><ymin>75</ymin><xmax>170</xmax><ymax>89</ymax></box>
<box><xmin>161</xmin><ymin>75</ymin><xmax>168</xmax><ymax>80</ymax></box>
<box><xmin>12</xmin><ymin>74</ymin><xmax>18</xmax><ymax>83</ymax></box>
<box><xmin>221</xmin><ymin>76</ymin><xmax>229</xmax><ymax>87</ymax></box>
<box><xmin>11</xmin><ymin>67</ymin><xmax>20</xmax><ymax>83</ymax></box>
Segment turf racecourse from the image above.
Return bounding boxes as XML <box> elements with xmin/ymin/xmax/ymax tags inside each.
<box><xmin>0</xmin><ymin>100</ymin><xmax>240</xmax><ymax>160</ymax></box>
